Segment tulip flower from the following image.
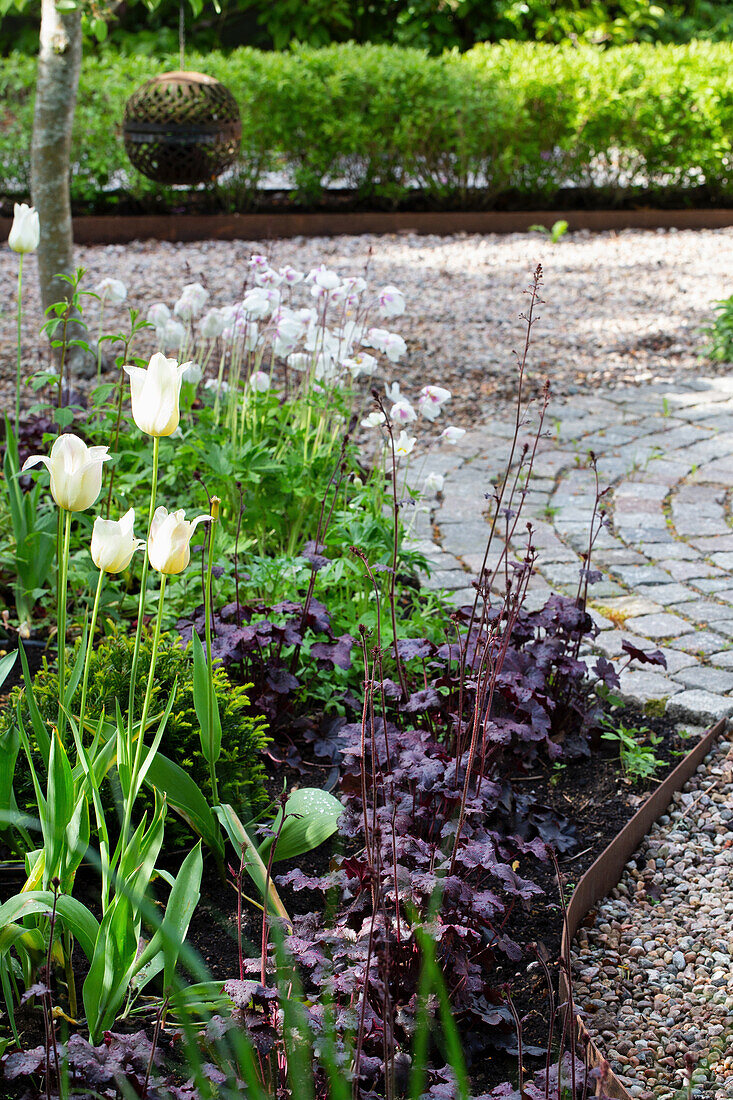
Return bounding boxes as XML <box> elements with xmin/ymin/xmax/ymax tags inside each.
<box><xmin>8</xmin><ymin>203</ymin><xmax>40</xmax><ymax>254</ymax></box>
<box><xmin>124</xmin><ymin>352</ymin><xmax>188</xmax><ymax>437</ymax></box>
<box><xmin>148</xmin><ymin>506</ymin><xmax>211</xmax><ymax>575</ymax></box>
<box><xmin>91</xmin><ymin>508</ymin><xmax>144</xmax><ymax>573</ymax></box>
<box><xmin>22</xmin><ymin>434</ymin><xmax>110</xmax><ymax>512</ymax></box>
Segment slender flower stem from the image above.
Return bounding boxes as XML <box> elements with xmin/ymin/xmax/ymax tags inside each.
<box><xmin>204</xmin><ymin>497</ymin><xmax>220</xmax><ymax>804</ymax></box>
<box><xmin>127</xmin><ymin>436</ymin><xmax>160</xmax><ymax>736</ymax></box>
<box><xmin>122</xmin><ymin>571</ymin><xmax>167</xmax><ymax>849</ymax></box>
<box><xmin>14</xmin><ymin>253</ymin><xmax>23</xmax><ymax>438</ymax></box>
<box><xmin>78</xmin><ymin>569</ymin><xmax>105</xmax><ymax>740</ymax></box>
<box><xmin>57</xmin><ymin>509</ymin><xmax>72</xmax><ymax>740</ymax></box>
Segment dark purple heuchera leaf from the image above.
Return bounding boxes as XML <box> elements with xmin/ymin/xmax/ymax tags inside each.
<box><xmin>621</xmin><ymin>639</ymin><xmax>668</xmax><ymax>667</ymax></box>
<box><xmin>593</xmin><ymin>654</ymin><xmax>620</xmax><ymax>686</ymax></box>
<box><xmin>310</xmin><ymin>634</ymin><xmax>354</xmax><ymax>670</ymax></box>
<box><xmin>3</xmin><ymin>1045</ymin><xmax>46</xmax><ymax>1079</ymax></box>
<box><xmin>266</xmin><ymin>666</ymin><xmax>300</xmax><ymax>693</ymax></box>
<box><xmin>395</xmin><ymin>637</ymin><xmax>434</xmax><ymax>661</ymax></box>
<box><xmin>402</xmin><ymin>687</ymin><xmax>441</xmax><ymax>713</ymax></box>
<box><xmin>302</xmin><ymin>539</ymin><xmax>330</xmax><ymax>570</ymax></box>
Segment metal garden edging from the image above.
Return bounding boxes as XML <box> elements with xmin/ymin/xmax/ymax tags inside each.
<box><xmin>4</xmin><ymin>208</ymin><xmax>733</xmax><ymax>244</ymax></box>
<box><xmin>558</xmin><ymin>717</ymin><xmax>727</xmax><ymax>1098</ymax></box>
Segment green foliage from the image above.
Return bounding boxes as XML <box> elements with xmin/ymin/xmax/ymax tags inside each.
<box><xmin>529</xmin><ymin>218</ymin><xmax>569</xmax><ymax>242</ymax></box>
<box><xmin>4</xmin><ymin>625</ymin><xmax>270</xmax><ymax>834</ymax></box>
<box><xmin>5</xmin><ymin>42</ymin><xmax>733</xmax><ymax>211</ymax></box>
<box><xmin>701</xmin><ymin>293</ymin><xmax>733</xmax><ymax>363</ymax></box>
<box><xmin>600</xmin><ymin>713</ymin><xmax>664</xmax><ymax>782</ymax></box>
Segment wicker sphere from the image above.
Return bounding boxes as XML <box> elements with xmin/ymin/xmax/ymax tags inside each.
<box><xmin>123</xmin><ymin>71</ymin><xmax>242</xmax><ymax>186</ymax></box>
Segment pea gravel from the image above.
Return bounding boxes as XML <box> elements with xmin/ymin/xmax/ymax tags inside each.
<box><xmin>571</xmin><ymin>735</ymin><xmax>733</xmax><ymax>1099</ymax></box>
<box><xmin>2</xmin><ymin>226</ymin><xmax>733</xmax><ymax>419</ymax></box>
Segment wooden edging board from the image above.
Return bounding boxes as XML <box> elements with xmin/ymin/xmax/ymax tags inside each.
<box><xmin>4</xmin><ymin>207</ymin><xmax>733</xmax><ymax>243</ymax></box>
<box><xmin>558</xmin><ymin>716</ymin><xmax>727</xmax><ymax>1098</ymax></box>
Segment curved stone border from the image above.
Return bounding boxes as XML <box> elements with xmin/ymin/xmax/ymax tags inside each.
<box><xmin>4</xmin><ymin>207</ymin><xmax>733</xmax><ymax>243</ymax></box>
<box><xmin>557</xmin><ymin>717</ymin><xmax>727</xmax><ymax>1099</ymax></box>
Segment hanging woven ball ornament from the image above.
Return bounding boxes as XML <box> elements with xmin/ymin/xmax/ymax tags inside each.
<box><xmin>123</xmin><ymin>71</ymin><xmax>242</xmax><ymax>186</ymax></box>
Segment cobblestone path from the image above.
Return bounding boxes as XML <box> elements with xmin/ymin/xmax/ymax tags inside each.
<box><xmin>414</xmin><ymin>377</ymin><xmax>733</xmax><ymax>726</ymax></box>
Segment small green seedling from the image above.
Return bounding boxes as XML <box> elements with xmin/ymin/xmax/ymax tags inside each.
<box><xmin>600</xmin><ymin>714</ymin><xmax>664</xmax><ymax>783</ymax></box>
<box><xmin>528</xmin><ymin>219</ymin><xmax>569</xmax><ymax>244</ymax></box>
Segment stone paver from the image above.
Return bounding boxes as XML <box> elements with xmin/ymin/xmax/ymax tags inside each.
<box><xmin>420</xmin><ymin>378</ymin><xmax>733</xmax><ymax>725</ymax></box>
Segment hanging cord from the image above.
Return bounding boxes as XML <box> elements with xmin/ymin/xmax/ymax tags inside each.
<box><xmin>179</xmin><ymin>0</ymin><xmax>185</xmax><ymax>70</ymax></box>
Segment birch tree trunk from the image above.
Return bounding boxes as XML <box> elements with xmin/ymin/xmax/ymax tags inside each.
<box><xmin>30</xmin><ymin>0</ymin><xmax>82</xmax><ymax>318</ymax></box>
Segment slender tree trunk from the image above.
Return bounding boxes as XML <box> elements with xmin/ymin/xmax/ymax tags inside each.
<box><xmin>31</xmin><ymin>0</ymin><xmax>82</xmax><ymax>317</ymax></box>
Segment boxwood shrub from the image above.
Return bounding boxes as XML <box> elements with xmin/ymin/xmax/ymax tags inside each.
<box><xmin>3</xmin><ymin>41</ymin><xmax>733</xmax><ymax>211</ymax></box>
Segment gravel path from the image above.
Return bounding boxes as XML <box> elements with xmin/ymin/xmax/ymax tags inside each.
<box><xmin>3</xmin><ymin>227</ymin><xmax>733</xmax><ymax>419</ymax></box>
<box><xmin>570</xmin><ymin>735</ymin><xmax>733</xmax><ymax>1099</ymax></box>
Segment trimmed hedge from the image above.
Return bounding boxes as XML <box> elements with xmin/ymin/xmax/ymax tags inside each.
<box><xmin>3</xmin><ymin>42</ymin><xmax>733</xmax><ymax>211</ymax></box>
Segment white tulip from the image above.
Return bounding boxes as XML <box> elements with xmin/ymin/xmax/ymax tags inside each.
<box><xmin>378</xmin><ymin>285</ymin><xmax>406</xmax><ymax>318</ymax></box>
<box><xmin>250</xmin><ymin>370</ymin><xmax>271</xmax><ymax>393</ymax></box>
<box><xmin>424</xmin><ymin>472</ymin><xmax>445</xmax><ymax>493</ymax></box>
<box><xmin>22</xmin><ymin>434</ymin><xmax>110</xmax><ymax>512</ymax></box>
<box><xmin>148</xmin><ymin>506</ymin><xmax>211</xmax><ymax>575</ymax></box>
<box><xmin>390</xmin><ymin>400</ymin><xmax>417</xmax><ymax>424</ymax></box>
<box><xmin>91</xmin><ymin>508</ymin><xmax>144</xmax><ymax>573</ymax></box>
<box><xmin>96</xmin><ymin>278</ymin><xmax>127</xmax><ymax>305</ymax></box>
<box><xmin>8</xmin><ymin>203</ymin><xmax>39</xmax><ymax>254</ymax></box>
<box><xmin>361</xmin><ymin>411</ymin><xmax>386</xmax><ymax>429</ymax></box>
<box><xmin>394</xmin><ymin>431</ymin><xmax>416</xmax><ymax>459</ymax></box>
<box><xmin>440</xmin><ymin>426</ymin><xmax>466</xmax><ymax>444</ymax></box>
<box><xmin>124</xmin><ymin>352</ymin><xmax>187</xmax><ymax>437</ymax></box>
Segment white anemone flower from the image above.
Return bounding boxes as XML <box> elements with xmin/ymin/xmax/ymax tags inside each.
<box><xmin>383</xmin><ymin>332</ymin><xmax>407</xmax><ymax>363</ymax></box>
<box><xmin>418</xmin><ymin>385</ymin><xmax>451</xmax><ymax>421</ymax></box>
<box><xmin>307</xmin><ymin>264</ymin><xmax>341</xmax><ymax>291</ymax></box>
<box><xmin>174</xmin><ymin>282</ymin><xmax>209</xmax><ymax>320</ymax></box>
<box><xmin>249</xmin><ymin>370</ymin><xmax>271</xmax><ymax>393</ymax></box>
<box><xmin>390</xmin><ymin>400</ymin><xmax>417</xmax><ymax>425</ymax></box>
<box><xmin>361</xmin><ymin>411</ymin><xmax>386</xmax><ymax>429</ymax></box>
<box><xmin>385</xmin><ymin>381</ymin><xmax>403</xmax><ymax>403</ymax></box>
<box><xmin>364</xmin><ymin>327</ymin><xmax>389</xmax><ymax>352</ymax></box>
<box><xmin>147</xmin><ymin>302</ymin><xmax>171</xmax><ymax>328</ymax></box>
<box><xmin>286</xmin><ymin>352</ymin><xmax>311</xmax><ymax>373</ymax></box>
<box><xmin>161</xmin><ymin>318</ymin><xmax>186</xmax><ymax>351</ymax></box>
<box><xmin>181</xmin><ymin>361</ymin><xmax>203</xmax><ymax>385</ymax></box>
<box><xmin>440</xmin><ymin>426</ymin><xmax>466</xmax><ymax>443</ymax></box>
<box><xmin>279</xmin><ymin>265</ymin><xmax>305</xmax><ymax>286</ymax></box>
<box><xmin>96</xmin><ymin>278</ymin><xmax>127</xmax><ymax>305</ymax></box>
<box><xmin>254</xmin><ymin>266</ymin><xmax>284</xmax><ymax>288</ymax></box>
<box><xmin>341</xmin><ymin>352</ymin><xmax>377</xmax><ymax>379</ymax></box>
<box><xmin>200</xmin><ymin>308</ymin><xmax>226</xmax><ymax>340</ymax></box>
<box><xmin>378</xmin><ymin>285</ymin><xmax>406</xmax><ymax>318</ymax></box>
<box><xmin>272</xmin><ymin>315</ymin><xmax>303</xmax><ymax>358</ymax></box>
<box><xmin>424</xmin><ymin>472</ymin><xmax>445</xmax><ymax>494</ymax></box>
<box><xmin>242</xmin><ymin>287</ymin><xmax>279</xmax><ymax>320</ymax></box>
<box><xmin>394</xmin><ymin>431</ymin><xmax>416</xmax><ymax>460</ymax></box>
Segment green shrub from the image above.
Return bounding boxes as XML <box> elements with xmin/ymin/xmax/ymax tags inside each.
<box><xmin>4</xmin><ymin>42</ymin><xmax>733</xmax><ymax>211</ymax></box>
<box><xmin>5</xmin><ymin>625</ymin><xmax>269</xmax><ymax>843</ymax></box>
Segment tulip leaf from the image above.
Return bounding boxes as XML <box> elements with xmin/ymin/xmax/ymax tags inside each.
<box><xmin>133</xmin><ymin>842</ymin><xmax>203</xmax><ymax>992</ymax></box>
<box><xmin>144</xmin><ymin>751</ymin><xmax>224</xmax><ymax>861</ymax></box>
<box><xmin>214</xmin><ymin>803</ymin><xmax>290</xmax><ymax>924</ymax></box>
<box><xmin>258</xmin><ymin>787</ymin><xmax>343</xmax><ymax>864</ymax></box>
<box><xmin>0</xmin><ymin>649</ymin><xmax>17</xmax><ymax>689</ymax></box>
<box><xmin>83</xmin><ymin>893</ymin><xmax>140</xmax><ymax>1043</ymax></box>
<box><xmin>0</xmin><ymin>892</ymin><xmax>99</xmax><ymax>962</ymax></box>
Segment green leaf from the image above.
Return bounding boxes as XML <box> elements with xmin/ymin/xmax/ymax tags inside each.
<box><xmin>83</xmin><ymin>894</ymin><xmax>139</xmax><ymax>1043</ymax></box>
<box><xmin>46</xmin><ymin>728</ymin><xmax>75</xmax><ymax>884</ymax></box>
<box><xmin>144</xmin><ymin>751</ymin><xmax>224</xmax><ymax>861</ymax></box>
<box><xmin>0</xmin><ymin>892</ymin><xmax>99</xmax><ymax>961</ymax></box>
<box><xmin>133</xmin><ymin>842</ymin><xmax>203</xmax><ymax>992</ymax></box>
<box><xmin>191</xmin><ymin>631</ymin><xmax>222</xmax><ymax>766</ymax></box>
<box><xmin>258</xmin><ymin>787</ymin><xmax>342</xmax><ymax>864</ymax></box>
<box><xmin>0</xmin><ymin>650</ymin><xmax>17</xmax><ymax>690</ymax></box>
<box><xmin>214</xmin><ymin>804</ymin><xmax>290</xmax><ymax>924</ymax></box>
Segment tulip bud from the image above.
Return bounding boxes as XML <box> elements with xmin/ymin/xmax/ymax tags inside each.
<box><xmin>148</xmin><ymin>506</ymin><xmax>211</xmax><ymax>575</ymax></box>
<box><xmin>8</xmin><ymin>203</ymin><xmax>40</xmax><ymax>254</ymax></box>
<box><xmin>91</xmin><ymin>508</ymin><xmax>144</xmax><ymax>573</ymax></box>
<box><xmin>124</xmin><ymin>352</ymin><xmax>188</xmax><ymax>437</ymax></box>
<box><xmin>22</xmin><ymin>434</ymin><xmax>110</xmax><ymax>512</ymax></box>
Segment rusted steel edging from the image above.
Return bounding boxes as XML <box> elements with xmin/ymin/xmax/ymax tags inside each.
<box><xmin>559</xmin><ymin>717</ymin><xmax>727</xmax><ymax>1098</ymax></box>
<box><xmin>3</xmin><ymin>207</ymin><xmax>733</xmax><ymax>244</ymax></box>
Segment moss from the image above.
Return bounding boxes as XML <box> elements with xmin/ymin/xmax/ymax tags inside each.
<box><xmin>5</xmin><ymin>624</ymin><xmax>269</xmax><ymax>844</ymax></box>
<box><xmin>643</xmin><ymin>697</ymin><xmax>667</xmax><ymax>719</ymax></box>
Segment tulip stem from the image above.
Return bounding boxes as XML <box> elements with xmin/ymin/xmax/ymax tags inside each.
<box><xmin>14</xmin><ymin>253</ymin><xmax>23</xmax><ymax>438</ymax></box>
<box><xmin>78</xmin><ymin>568</ymin><xmax>105</xmax><ymax>742</ymax></box>
<box><xmin>122</xmin><ymin>571</ymin><xmax>166</xmax><ymax>850</ymax></box>
<box><xmin>57</xmin><ymin>508</ymin><xmax>72</xmax><ymax>740</ymax></box>
<box><xmin>127</xmin><ymin>436</ymin><xmax>159</xmax><ymax>737</ymax></box>
<box><xmin>204</xmin><ymin>500</ymin><xmax>219</xmax><ymax>804</ymax></box>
